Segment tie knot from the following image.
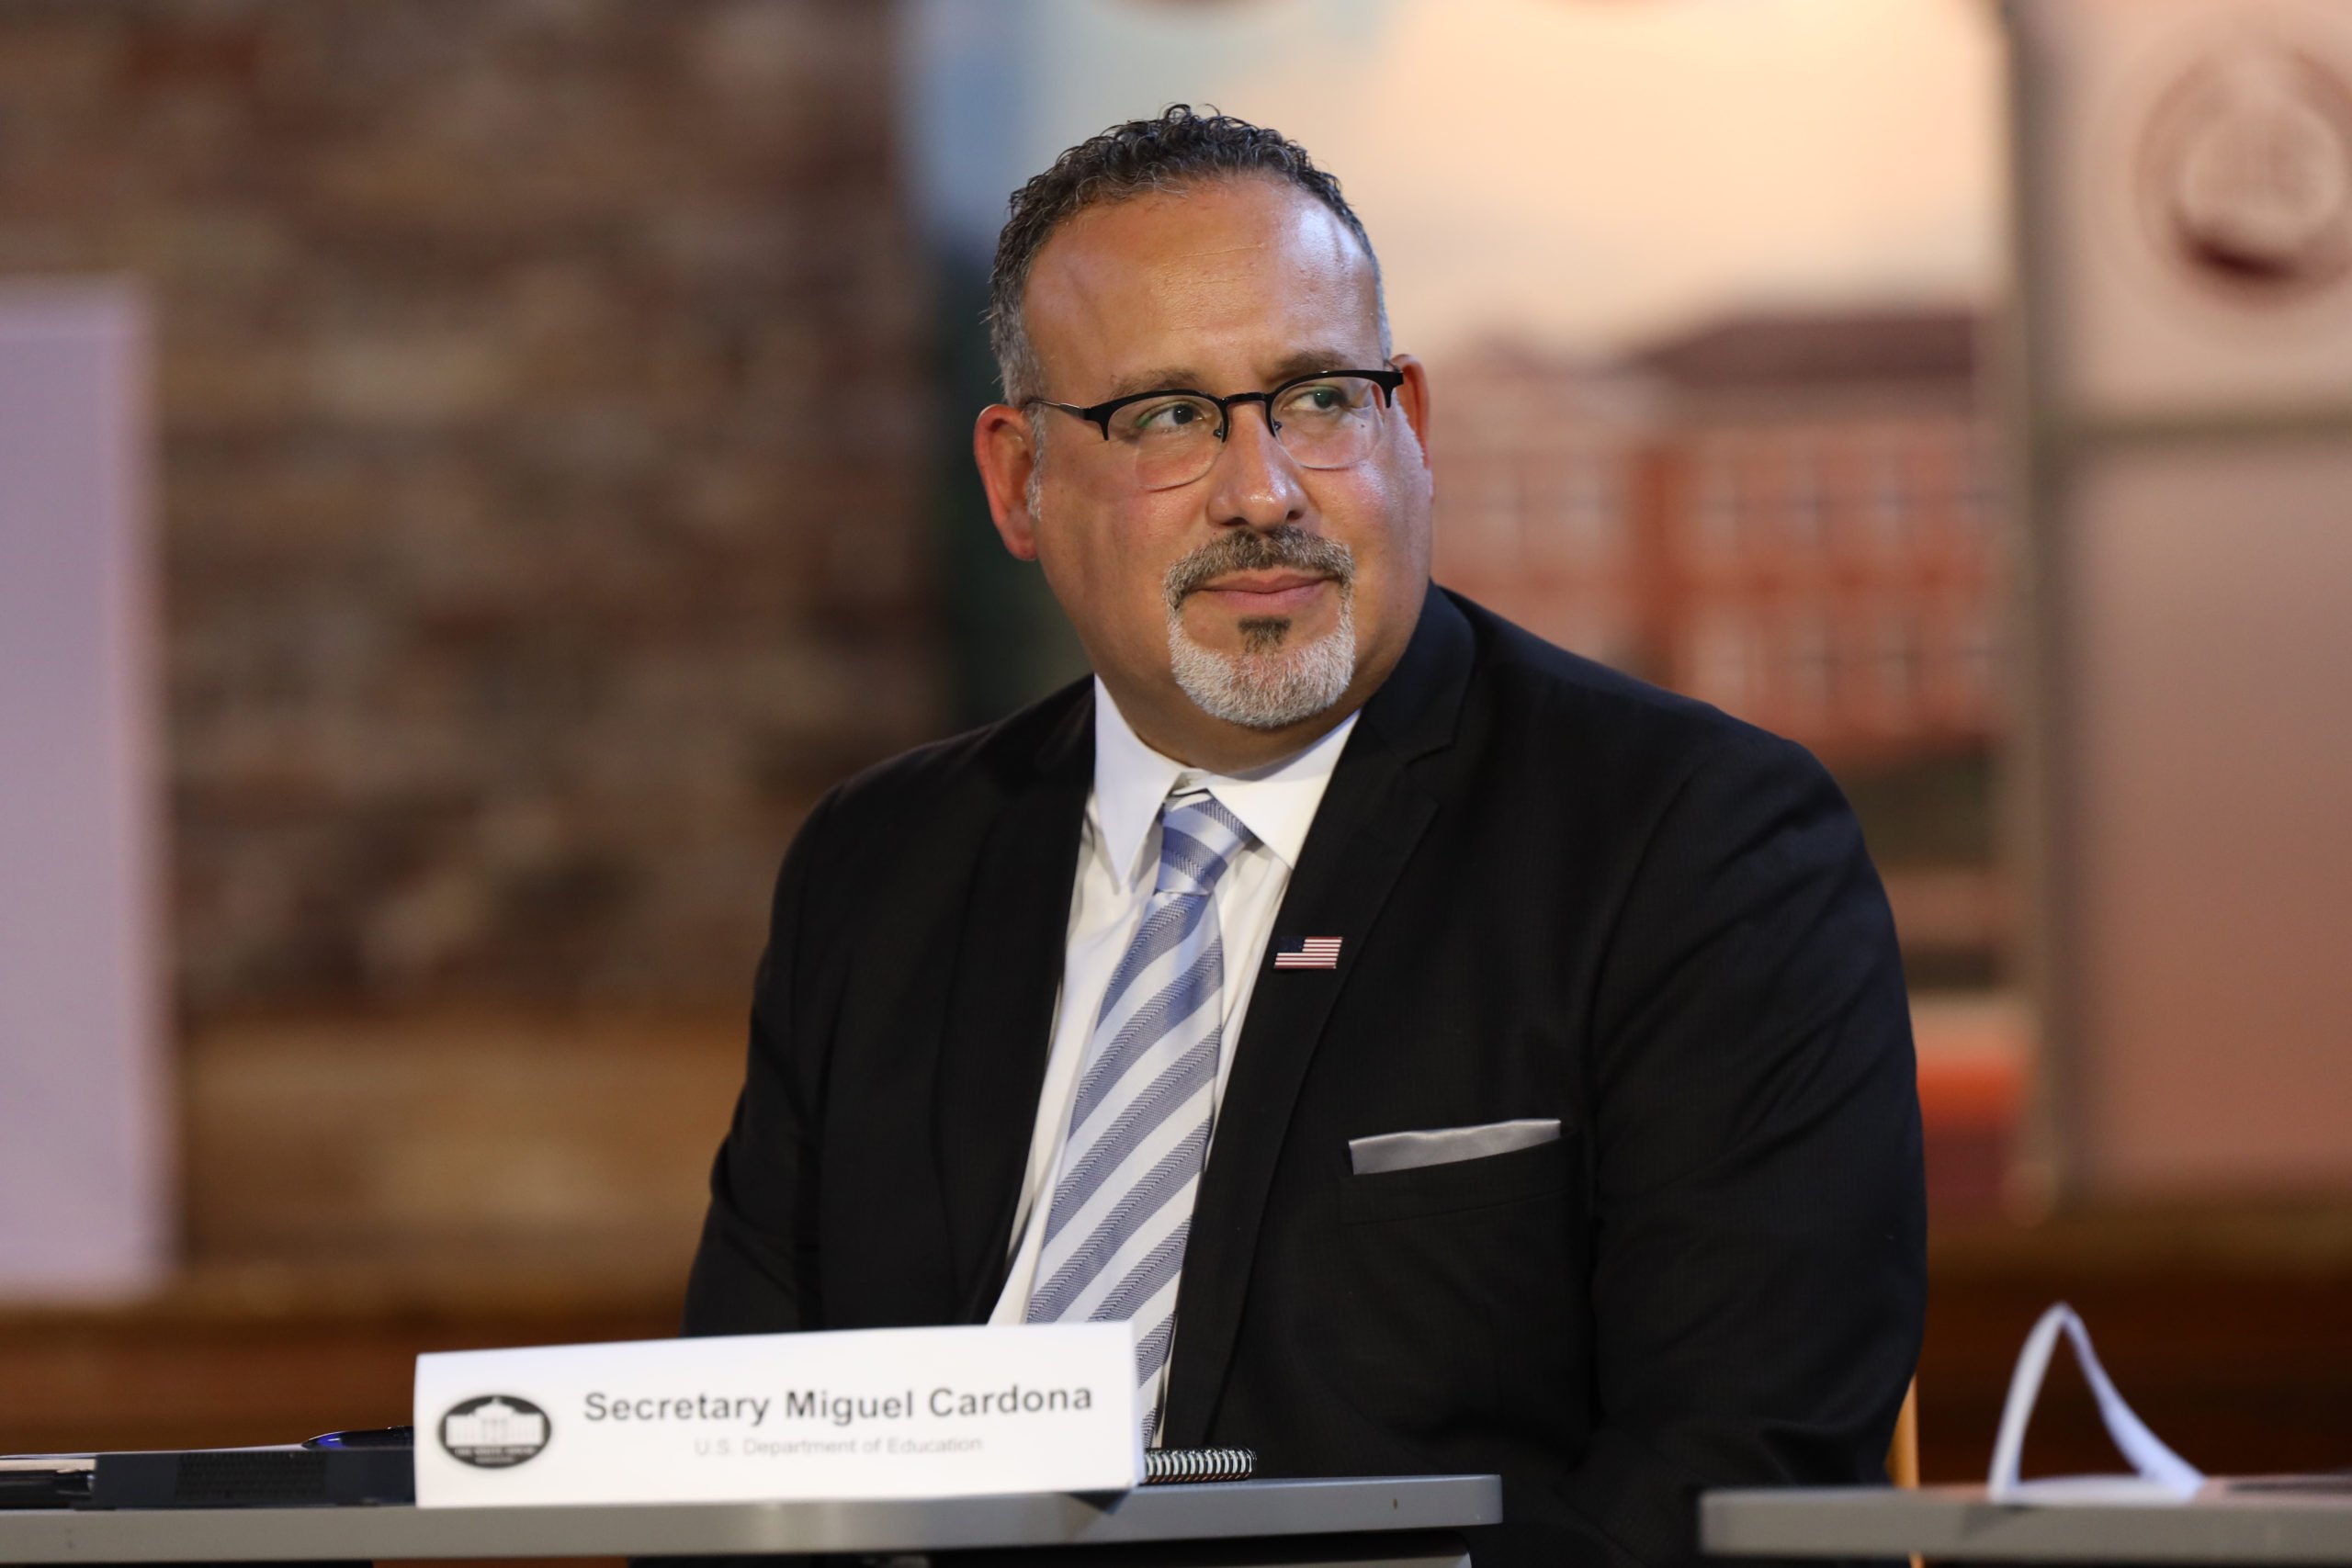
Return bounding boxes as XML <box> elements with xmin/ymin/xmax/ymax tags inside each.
<box><xmin>1154</xmin><ymin>791</ymin><xmax>1253</xmax><ymax>897</ymax></box>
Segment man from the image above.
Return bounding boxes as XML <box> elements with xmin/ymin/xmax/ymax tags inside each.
<box><xmin>684</xmin><ymin>107</ymin><xmax>1925</xmax><ymax>1567</ymax></box>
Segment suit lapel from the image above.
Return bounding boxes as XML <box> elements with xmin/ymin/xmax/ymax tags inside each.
<box><xmin>1161</xmin><ymin>589</ymin><xmax>1475</xmax><ymax>1445</ymax></box>
<box><xmin>933</xmin><ymin>689</ymin><xmax>1093</xmax><ymax>1325</ymax></box>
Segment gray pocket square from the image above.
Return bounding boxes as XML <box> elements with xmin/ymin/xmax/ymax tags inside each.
<box><xmin>1347</xmin><ymin>1117</ymin><xmax>1563</xmax><ymax>1176</ymax></box>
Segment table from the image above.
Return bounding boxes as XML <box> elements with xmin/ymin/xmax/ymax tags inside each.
<box><xmin>1703</xmin><ymin>1483</ymin><xmax>2352</xmax><ymax>1562</ymax></box>
<box><xmin>0</xmin><ymin>1472</ymin><xmax>1499</xmax><ymax>1565</ymax></box>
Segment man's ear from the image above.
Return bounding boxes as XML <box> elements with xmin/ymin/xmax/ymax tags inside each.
<box><xmin>1389</xmin><ymin>352</ymin><xmax>1431</xmax><ymax>470</ymax></box>
<box><xmin>974</xmin><ymin>404</ymin><xmax>1041</xmax><ymax>561</ymax></box>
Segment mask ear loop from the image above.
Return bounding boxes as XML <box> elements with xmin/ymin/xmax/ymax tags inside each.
<box><xmin>1987</xmin><ymin>1303</ymin><xmax>2204</xmax><ymax>1501</ymax></box>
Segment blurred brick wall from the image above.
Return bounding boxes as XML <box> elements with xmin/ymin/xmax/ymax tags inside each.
<box><xmin>0</xmin><ymin>0</ymin><xmax>933</xmax><ymax>1017</ymax></box>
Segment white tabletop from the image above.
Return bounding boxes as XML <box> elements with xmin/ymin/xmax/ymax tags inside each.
<box><xmin>0</xmin><ymin>1472</ymin><xmax>1501</xmax><ymax>1562</ymax></box>
<box><xmin>1703</xmin><ymin>1483</ymin><xmax>2352</xmax><ymax>1562</ymax></box>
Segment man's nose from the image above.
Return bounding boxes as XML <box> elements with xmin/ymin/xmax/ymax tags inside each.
<box><xmin>1205</xmin><ymin>401</ymin><xmax>1311</xmax><ymax>530</ymax></box>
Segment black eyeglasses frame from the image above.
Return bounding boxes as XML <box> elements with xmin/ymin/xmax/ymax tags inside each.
<box><xmin>1028</xmin><ymin>367</ymin><xmax>1406</xmax><ymax>443</ymax></box>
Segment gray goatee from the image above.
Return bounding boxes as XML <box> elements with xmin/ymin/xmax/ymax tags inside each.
<box><xmin>1164</xmin><ymin>526</ymin><xmax>1357</xmax><ymax>730</ymax></box>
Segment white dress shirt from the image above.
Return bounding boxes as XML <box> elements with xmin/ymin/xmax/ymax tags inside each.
<box><xmin>989</xmin><ymin>679</ymin><xmax>1358</xmax><ymax>1404</ymax></box>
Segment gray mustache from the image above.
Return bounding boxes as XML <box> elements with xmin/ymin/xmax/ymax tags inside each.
<box><xmin>1163</xmin><ymin>526</ymin><xmax>1356</xmax><ymax>612</ymax></box>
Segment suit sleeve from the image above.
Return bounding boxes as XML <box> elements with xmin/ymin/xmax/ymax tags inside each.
<box><xmin>680</xmin><ymin>790</ymin><xmax>841</xmax><ymax>1337</ymax></box>
<box><xmin>1544</xmin><ymin>732</ymin><xmax>1927</xmax><ymax>1565</ymax></box>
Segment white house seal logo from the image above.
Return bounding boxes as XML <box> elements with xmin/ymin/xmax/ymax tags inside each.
<box><xmin>2138</xmin><ymin>39</ymin><xmax>2352</xmax><ymax>302</ymax></box>
<box><xmin>439</xmin><ymin>1394</ymin><xmax>550</xmax><ymax>1468</ymax></box>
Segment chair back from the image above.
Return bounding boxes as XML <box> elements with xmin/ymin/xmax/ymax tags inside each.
<box><xmin>1888</xmin><ymin>1377</ymin><xmax>1920</xmax><ymax>1488</ymax></box>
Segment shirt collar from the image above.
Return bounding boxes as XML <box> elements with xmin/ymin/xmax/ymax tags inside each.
<box><xmin>1091</xmin><ymin>678</ymin><xmax>1359</xmax><ymax>890</ymax></box>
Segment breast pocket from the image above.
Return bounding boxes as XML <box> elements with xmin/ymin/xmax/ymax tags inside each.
<box><xmin>1328</xmin><ymin>1132</ymin><xmax>1581</xmax><ymax>1438</ymax></box>
<box><xmin>1340</xmin><ymin>1134</ymin><xmax>1568</xmax><ymax>1224</ymax></box>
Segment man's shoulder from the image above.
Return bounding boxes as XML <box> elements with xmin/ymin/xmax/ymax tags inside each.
<box><xmin>811</xmin><ymin>673</ymin><xmax>1092</xmax><ymax>837</ymax></box>
<box><xmin>1446</xmin><ymin>589</ymin><xmax>1811</xmax><ymax>783</ymax></box>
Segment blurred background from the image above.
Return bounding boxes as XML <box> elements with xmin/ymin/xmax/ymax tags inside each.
<box><xmin>4</xmin><ymin>0</ymin><xmax>2349</xmax><ymax>1508</ymax></box>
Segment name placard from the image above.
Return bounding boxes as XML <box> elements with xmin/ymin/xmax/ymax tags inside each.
<box><xmin>412</xmin><ymin>1323</ymin><xmax>1141</xmax><ymax>1507</ymax></box>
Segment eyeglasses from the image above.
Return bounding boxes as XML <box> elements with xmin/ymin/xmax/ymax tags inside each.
<box><xmin>1030</xmin><ymin>367</ymin><xmax>1406</xmax><ymax>491</ymax></box>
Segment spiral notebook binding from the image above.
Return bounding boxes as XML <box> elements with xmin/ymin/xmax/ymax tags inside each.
<box><xmin>1142</xmin><ymin>1447</ymin><xmax>1256</xmax><ymax>1484</ymax></box>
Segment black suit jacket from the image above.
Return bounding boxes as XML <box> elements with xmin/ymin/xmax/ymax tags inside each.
<box><xmin>684</xmin><ymin>587</ymin><xmax>1927</xmax><ymax>1568</ymax></box>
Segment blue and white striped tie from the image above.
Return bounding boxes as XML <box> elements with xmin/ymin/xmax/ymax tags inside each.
<box><xmin>1026</xmin><ymin>789</ymin><xmax>1254</xmax><ymax>1443</ymax></box>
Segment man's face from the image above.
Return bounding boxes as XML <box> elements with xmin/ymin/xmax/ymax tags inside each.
<box><xmin>979</xmin><ymin>176</ymin><xmax>1432</xmax><ymax>757</ymax></box>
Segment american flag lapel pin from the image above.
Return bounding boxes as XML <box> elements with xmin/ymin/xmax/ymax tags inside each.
<box><xmin>1273</xmin><ymin>936</ymin><xmax>1342</xmax><ymax>970</ymax></box>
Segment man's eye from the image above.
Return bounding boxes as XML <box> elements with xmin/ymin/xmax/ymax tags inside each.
<box><xmin>1281</xmin><ymin>381</ymin><xmax>1357</xmax><ymax>418</ymax></box>
<box><xmin>1130</xmin><ymin>400</ymin><xmax>1211</xmax><ymax>435</ymax></box>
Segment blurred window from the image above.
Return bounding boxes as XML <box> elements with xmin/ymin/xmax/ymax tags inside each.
<box><xmin>1952</xmin><ymin>604</ymin><xmax>1999</xmax><ymax>712</ymax></box>
<box><xmin>1785</xmin><ymin>610</ymin><xmax>1837</xmax><ymax>717</ymax></box>
<box><xmin>1692</xmin><ymin>439</ymin><xmax>1742</xmax><ymax>555</ymax></box>
<box><xmin>1688</xmin><ymin>611</ymin><xmax>1757</xmax><ymax>710</ymax></box>
<box><xmin>1562</xmin><ymin>450</ymin><xmax>1620</xmax><ymax>556</ymax></box>
<box><xmin>1962</xmin><ymin>424</ymin><xmax>2001</xmax><ymax>535</ymax></box>
<box><xmin>1864</xmin><ymin>432</ymin><xmax>1910</xmax><ymax>547</ymax></box>
<box><xmin>1875</xmin><ymin>610</ymin><xmax>1924</xmax><ymax>719</ymax></box>
<box><xmin>1782</xmin><ymin>435</ymin><xmax>1826</xmax><ymax>547</ymax></box>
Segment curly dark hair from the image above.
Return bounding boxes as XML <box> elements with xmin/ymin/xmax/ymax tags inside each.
<box><xmin>986</xmin><ymin>106</ymin><xmax>1389</xmax><ymax>405</ymax></box>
